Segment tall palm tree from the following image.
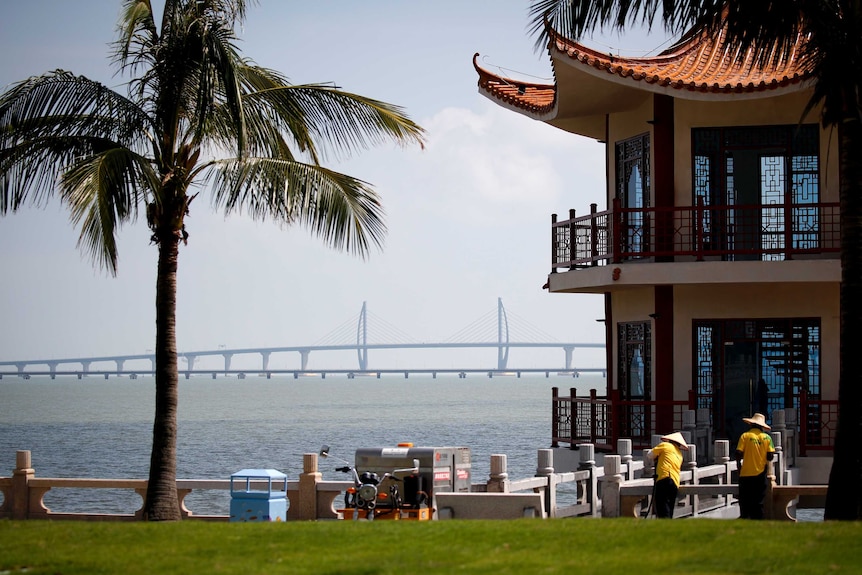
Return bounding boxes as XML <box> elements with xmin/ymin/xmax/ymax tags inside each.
<box><xmin>0</xmin><ymin>0</ymin><xmax>424</xmax><ymax>521</ymax></box>
<box><xmin>528</xmin><ymin>0</ymin><xmax>862</xmax><ymax>520</ymax></box>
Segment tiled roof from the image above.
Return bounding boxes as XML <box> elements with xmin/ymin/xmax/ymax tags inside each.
<box><xmin>475</xmin><ymin>21</ymin><xmax>812</xmax><ymax>114</ymax></box>
<box><xmin>473</xmin><ymin>53</ymin><xmax>556</xmax><ymax>115</ymax></box>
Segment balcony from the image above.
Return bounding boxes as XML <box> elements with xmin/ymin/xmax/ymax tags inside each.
<box><xmin>551</xmin><ymin>199</ymin><xmax>840</xmax><ymax>272</ymax></box>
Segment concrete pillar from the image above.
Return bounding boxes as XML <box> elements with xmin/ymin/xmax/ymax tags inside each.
<box><xmin>601</xmin><ymin>455</ymin><xmax>622</xmax><ymax>517</ymax></box>
<box><xmin>714</xmin><ymin>440</ymin><xmax>733</xmax><ymax>507</ymax></box>
<box><xmin>11</xmin><ymin>450</ymin><xmax>34</xmax><ymax>520</ymax></box>
<box><xmin>578</xmin><ymin>444</ymin><xmax>598</xmax><ymax>516</ymax></box>
<box><xmin>684</xmin><ymin>443</ymin><xmax>698</xmax><ymax>515</ymax></box>
<box><xmin>617</xmin><ymin>439</ymin><xmax>632</xmax><ymax>480</ymax></box>
<box><xmin>536</xmin><ymin>449</ymin><xmax>556</xmax><ymax>517</ymax></box>
<box><xmin>296</xmin><ymin>453</ymin><xmax>321</xmax><ymax>520</ymax></box>
<box><xmin>487</xmin><ymin>454</ymin><xmax>509</xmax><ymax>493</ymax></box>
<box><xmin>770</xmin><ymin>431</ymin><xmax>784</xmax><ymax>485</ymax></box>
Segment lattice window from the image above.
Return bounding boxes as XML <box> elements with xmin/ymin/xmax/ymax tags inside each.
<box><xmin>692</xmin><ymin>125</ymin><xmax>820</xmax><ymax>260</ymax></box>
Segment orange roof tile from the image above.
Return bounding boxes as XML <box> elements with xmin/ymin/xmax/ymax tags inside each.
<box><xmin>473</xmin><ymin>53</ymin><xmax>556</xmax><ymax>116</ymax></box>
<box><xmin>475</xmin><ymin>20</ymin><xmax>812</xmax><ymax>115</ymax></box>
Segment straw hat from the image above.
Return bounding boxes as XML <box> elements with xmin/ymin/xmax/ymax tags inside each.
<box><xmin>660</xmin><ymin>431</ymin><xmax>689</xmax><ymax>450</ymax></box>
<box><xmin>743</xmin><ymin>413</ymin><xmax>771</xmax><ymax>430</ymax></box>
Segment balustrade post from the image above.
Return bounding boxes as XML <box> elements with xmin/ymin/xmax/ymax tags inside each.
<box><xmin>536</xmin><ymin>449</ymin><xmax>556</xmax><ymax>518</ymax></box>
<box><xmin>590</xmin><ymin>389</ymin><xmax>598</xmax><ymax>444</ymax></box>
<box><xmin>578</xmin><ymin>444</ymin><xmax>598</xmax><ymax>517</ymax></box>
<box><xmin>11</xmin><ymin>450</ymin><xmax>34</xmax><ymax>520</ymax></box>
<box><xmin>772</xmin><ymin>410</ymin><xmax>788</xmax><ymax>469</ymax></box>
<box><xmin>713</xmin><ymin>440</ymin><xmax>733</xmax><ymax>508</ymax></box>
<box><xmin>590</xmin><ymin>203</ymin><xmax>599</xmax><ymax>267</ymax></box>
<box><xmin>487</xmin><ymin>454</ymin><xmax>509</xmax><ymax>493</ymax></box>
<box><xmin>551</xmin><ymin>213</ymin><xmax>558</xmax><ymax>274</ymax></box>
<box><xmin>682</xmin><ymin>410</ymin><xmax>696</xmax><ymax>464</ymax></box>
<box><xmin>765</xmin><ymin>435</ymin><xmax>779</xmax><ymax>519</ymax></box>
<box><xmin>568</xmin><ymin>208</ymin><xmax>577</xmax><ymax>271</ymax></box>
<box><xmin>770</xmin><ymin>431</ymin><xmax>784</xmax><ymax>486</ymax></box>
<box><xmin>295</xmin><ymin>453</ymin><xmax>321</xmax><ymax>520</ymax></box>
<box><xmin>570</xmin><ymin>387</ymin><xmax>578</xmax><ymax>447</ymax></box>
<box><xmin>697</xmin><ymin>408</ymin><xmax>713</xmax><ymax>461</ymax></box>
<box><xmin>610</xmin><ymin>388</ymin><xmax>620</xmax><ymax>449</ymax></box>
<box><xmin>617</xmin><ymin>439</ymin><xmax>633</xmax><ymax>480</ymax></box>
<box><xmin>601</xmin><ymin>455</ymin><xmax>622</xmax><ymax>517</ymax></box>
<box><xmin>684</xmin><ymin>443</ymin><xmax>698</xmax><ymax>516</ymax></box>
<box><xmin>785</xmin><ymin>408</ymin><xmax>798</xmax><ymax>465</ymax></box>
<box><xmin>551</xmin><ymin>387</ymin><xmax>560</xmax><ymax>448</ymax></box>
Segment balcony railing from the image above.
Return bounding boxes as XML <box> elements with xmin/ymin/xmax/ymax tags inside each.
<box><xmin>552</xmin><ymin>387</ymin><xmax>693</xmax><ymax>452</ymax></box>
<box><xmin>551</xmin><ymin>199</ymin><xmax>840</xmax><ymax>271</ymax></box>
<box><xmin>552</xmin><ymin>387</ymin><xmax>836</xmax><ymax>455</ymax></box>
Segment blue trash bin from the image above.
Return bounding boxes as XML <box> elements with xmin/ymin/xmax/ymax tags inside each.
<box><xmin>229</xmin><ymin>469</ymin><xmax>288</xmax><ymax>522</ymax></box>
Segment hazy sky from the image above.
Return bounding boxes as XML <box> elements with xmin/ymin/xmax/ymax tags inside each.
<box><xmin>0</xmin><ymin>1</ymin><xmax>672</xmax><ymax>371</ymax></box>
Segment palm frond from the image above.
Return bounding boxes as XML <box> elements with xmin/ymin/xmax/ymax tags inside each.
<box><xmin>60</xmin><ymin>147</ymin><xmax>158</xmax><ymax>274</ymax></box>
<box><xmin>243</xmin><ymin>80</ymin><xmax>425</xmax><ymax>162</ymax></box>
<box><xmin>114</xmin><ymin>0</ymin><xmax>159</xmax><ymax>72</ymax></box>
<box><xmin>208</xmin><ymin>157</ymin><xmax>385</xmax><ymax>257</ymax></box>
<box><xmin>0</xmin><ymin>72</ymin><xmax>152</xmax><ymax>214</ymax></box>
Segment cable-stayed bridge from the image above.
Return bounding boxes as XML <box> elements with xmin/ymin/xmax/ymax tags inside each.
<box><xmin>0</xmin><ymin>299</ymin><xmax>606</xmax><ymax>379</ymax></box>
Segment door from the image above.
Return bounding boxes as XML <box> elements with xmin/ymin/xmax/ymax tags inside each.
<box><xmin>723</xmin><ymin>341</ymin><xmax>758</xmax><ymax>444</ymax></box>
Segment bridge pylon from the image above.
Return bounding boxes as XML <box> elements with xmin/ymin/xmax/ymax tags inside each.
<box><xmin>357</xmin><ymin>301</ymin><xmax>368</xmax><ymax>370</ymax></box>
<box><xmin>497</xmin><ymin>297</ymin><xmax>509</xmax><ymax>370</ymax></box>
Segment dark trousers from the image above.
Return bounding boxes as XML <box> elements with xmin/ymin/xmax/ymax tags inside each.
<box><xmin>739</xmin><ymin>472</ymin><xmax>767</xmax><ymax>519</ymax></box>
<box><xmin>654</xmin><ymin>477</ymin><xmax>678</xmax><ymax>518</ymax></box>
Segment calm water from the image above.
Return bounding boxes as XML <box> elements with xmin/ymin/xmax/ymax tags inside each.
<box><xmin>0</xmin><ymin>373</ymin><xmax>592</xmax><ymax>515</ymax></box>
<box><xmin>0</xmin><ymin>373</ymin><xmax>824</xmax><ymax>520</ymax></box>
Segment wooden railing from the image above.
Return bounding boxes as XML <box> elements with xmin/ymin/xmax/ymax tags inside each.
<box><xmin>799</xmin><ymin>390</ymin><xmax>838</xmax><ymax>455</ymax></box>
<box><xmin>553</xmin><ymin>388</ymin><xmax>832</xmax><ymax>456</ymax></box>
<box><xmin>552</xmin><ymin>387</ymin><xmax>693</xmax><ymax>452</ymax></box>
<box><xmin>551</xmin><ymin>200</ymin><xmax>840</xmax><ymax>271</ymax></box>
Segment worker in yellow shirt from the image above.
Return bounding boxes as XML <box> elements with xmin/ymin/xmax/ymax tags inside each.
<box><xmin>735</xmin><ymin>413</ymin><xmax>775</xmax><ymax>519</ymax></box>
<box><xmin>647</xmin><ymin>431</ymin><xmax>688</xmax><ymax>518</ymax></box>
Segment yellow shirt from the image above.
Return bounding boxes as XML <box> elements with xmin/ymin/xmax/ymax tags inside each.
<box><xmin>651</xmin><ymin>441</ymin><xmax>683</xmax><ymax>487</ymax></box>
<box><xmin>736</xmin><ymin>427</ymin><xmax>775</xmax><ymax>477</ymax></box>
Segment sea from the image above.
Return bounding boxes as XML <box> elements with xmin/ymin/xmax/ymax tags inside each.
<box><xmin>0</xmin><ymin>373</ymin><xmax>588</xmax><ymax>516</ymax></box>
<box><xmin>0</xmin><ymin>373</ymin><xmax>824</xmax><ymax>521</ymax></box>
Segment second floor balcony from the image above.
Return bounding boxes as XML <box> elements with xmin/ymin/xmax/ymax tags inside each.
<box><xmin>551</xmin><ymin>198</ymin><xmax>840</xmax><ymax>273</ymax></box>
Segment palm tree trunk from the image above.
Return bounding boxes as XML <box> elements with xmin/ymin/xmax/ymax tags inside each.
<box><xmin>143</xmin><ymin>234</ymin><xmax>182</xmax><ymax>521</ymax></box>
<box><xmin>825</xmin><ymin>116</ymin><xmax>862</xmax><ymax>520</ymax></box>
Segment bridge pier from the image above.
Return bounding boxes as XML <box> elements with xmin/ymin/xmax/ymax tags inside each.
<box><xmin>261</xmin><ymin>352</ymin><xmax>271</xmax><ymax>371</ymax></box>
<box><xmin>563</xmin><ymin>346</ymin><xmax>574</xmax><ymax>370</ymax></box>
<box><xmin>299</xmin><ymin>350</ymin><xmax>310</xmax><ymax>371</ymax></box>
<box><xmin>222</xmin><ymin>353</ymin><xmax>232</xmax><ymax>371</ymax></box>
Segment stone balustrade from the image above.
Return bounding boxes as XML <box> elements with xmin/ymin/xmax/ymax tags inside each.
<box><xmin>0</xmin><ymin>418</ymin><xmax>822</xmax><ymax>522</ymax></box>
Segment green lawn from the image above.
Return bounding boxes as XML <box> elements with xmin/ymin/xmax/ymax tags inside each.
<box><xmin>2</xmin><ymin>518</ymin><xmax>859</xmax><ymax>574</ymax></box>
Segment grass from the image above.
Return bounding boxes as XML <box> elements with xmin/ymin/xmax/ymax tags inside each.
<box><xmin>2</xmin><ymin>518</ymin><xmax>860</xmax><ymax>574</ymax></box>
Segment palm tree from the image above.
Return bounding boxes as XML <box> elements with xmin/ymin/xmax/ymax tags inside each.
<box><xmin>528</xmin><ymin>0</ymin><xmax>862</xmax><ymax>520</ymax></box>
<box><xmin>0</xmin><ymin>0</ymin><xmax>424</xmax><ymax>521</ymax></box>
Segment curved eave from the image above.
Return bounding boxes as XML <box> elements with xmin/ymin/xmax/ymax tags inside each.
<box><xmin>474</xmin><ymin>54</ymin><xmax>608</xmax><ymax>140</ymax></box>
<box><xmin>549</xmin><ymin>27</ymin><xmax>814</xmax><ymax>103</ymax></box>
<box><xmin>473</xmin><ymin>53</ymin><xmax>557</xmax><ymax>119</ymax></box>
